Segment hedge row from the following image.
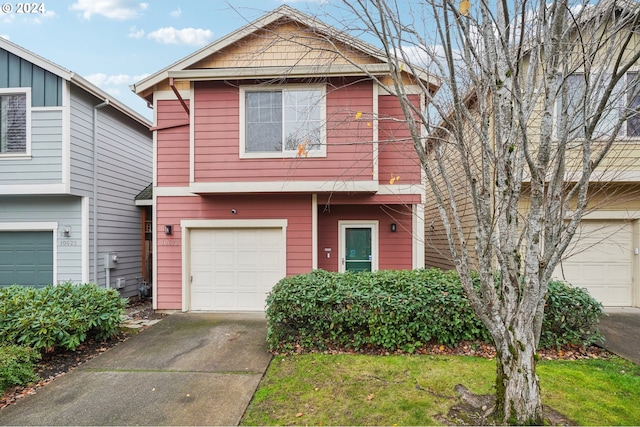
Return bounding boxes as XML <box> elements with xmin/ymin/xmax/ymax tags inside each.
<box><xmin>0</xmin><ymin>283</ymin><xmax>127</xmax><ymax>352</ymax></box>
<box><xmin>265</xmin><ymin>269</ymin><xmax>604</xmax><ymax>353</ymax></box>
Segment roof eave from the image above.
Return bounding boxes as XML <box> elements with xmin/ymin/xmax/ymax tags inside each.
<box><xmin>71</xmin><ymin>73</ymin><xmax>152</xmax><ymax>128</ymax></box>
<box><xmin>131</xmin><ymin>5</ymin><xmax>439</xmax><ymax>96</ymax></box>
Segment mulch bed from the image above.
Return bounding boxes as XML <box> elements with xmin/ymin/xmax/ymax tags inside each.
<box><xmin>284</xmin><ymin>341</ymin><xmax>612</xmax><ymax>361</ymax></box>
<box><xmin>0</xmin><ymin>298</ymin><xmax>166</xmax><ymax>410</ymax></box>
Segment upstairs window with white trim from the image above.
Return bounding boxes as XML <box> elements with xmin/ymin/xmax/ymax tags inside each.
<box><xmin>556</xmin><ymin>73</ymin><xmax>640</xmax><ymax>140</ymax></box>
<box><xmin>626</xmin><ymin>72</ymin><xmax>640</xmax><ymax>138</ymax></box>
<box><xmin>241</xmin><ymin>86</ymin><xmax>326</xmax><ymax>158</ymax></box>
<box><xmin>0</xmin><ymin>90</ymin><xmax>29</xmax><ymax>156</ymax></box>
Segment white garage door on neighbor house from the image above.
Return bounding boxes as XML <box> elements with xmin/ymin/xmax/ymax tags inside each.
<box><xmin>188</xmin><ymin>226</ymin><xmax>286</xmax><ymax>311</ymax></box>
<box><xmin>553</xmin><ymin>220</ymin><xmax>633</xmax><ymax>307</ymax></box>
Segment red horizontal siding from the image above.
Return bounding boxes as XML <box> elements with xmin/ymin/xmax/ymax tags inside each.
<box><xmin>378</xmin><ymin>94</ymin><xmax>422</xmax><ymax>185</ymax></box>
<box><xmin>156</xmin><ymin>100</ymin><xmax>190</xmax><ymax>187</ymax></box>
<box><xmin>316</xmin><ymin>204</ymin><xmax>413</xmax><ymax>272</ymax></box>
<box><xmin>191</xmin><ymin>79</ymin><xmax>375</xmax><ymax>183</ymax></box>
<box><xmin>317</xmin><ymin>194</ymin><xmax>421</xmax><ymax>205</ymax></box>
<box><xmin>155</xmin><ymin>194</ymin><xmax>313</xmax><ymax>309</ymax></box>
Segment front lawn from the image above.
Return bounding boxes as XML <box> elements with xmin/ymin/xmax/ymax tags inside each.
<box><xmin>241</xmin><ymin>354</ymin><xmax>640</xmax><ymax>426</ymax></box>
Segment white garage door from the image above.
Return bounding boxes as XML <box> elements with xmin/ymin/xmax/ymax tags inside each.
<box><xmin>553</xmin><ymin>220</ymin><xmax>633</xmax><ymax>306</ymax></box>
<box><xmin>189</xmin><ymin>228</ymin><xmax>285</xmax><ymax>311</ymax></box>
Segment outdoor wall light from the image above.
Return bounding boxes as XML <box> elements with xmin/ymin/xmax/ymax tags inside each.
<box><xmin>390</xmin><ymin>223</ymin><xmax>397</xmax><ymax>232</ymax></box>
<box><xmin>231</xmin><ymin>209</ymin><xmax>237</xmax><ymax>215</ymax></box>
<box><xmin>62</xmin><ymin>227</ymin><xmax>71</xmax><ymax>237</ymax></box>
<box><xmin>164</xmin><ymin>225</ymin><xmax>173</xmax><ymax>235</ymax></box>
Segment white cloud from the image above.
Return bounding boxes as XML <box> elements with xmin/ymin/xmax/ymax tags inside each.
<box><xmin>1</xmin><ymin>13</ymin><xmax>14</xmax><ymax>24</ymax></box>
<box><xmin>147</xmin><ymin>27</ymin><xmax>213</xmax><ymax>46</ymax></box>
<box><xmin>27</xmin><ymin>9</ymin><xmax>57</xmax><ymax>24</ymax></box>
<box><xmin>70</xmin><ymin>0</ymin><xmax>148</xmax><ymax>20</ymax></box>
<box><xmin>128</xmin><ymin>26</ymin><xmax>144</xmax><ymax>39</ymax></box>
<box><xmin>170</xmin><ymin>7</ymin><xmax>182</xmax><ymax>18</ymax></box>
<box><xmin>85</xmin><ymin>72</ymin><xmax>150</xmax><ymax>87</ymax></box>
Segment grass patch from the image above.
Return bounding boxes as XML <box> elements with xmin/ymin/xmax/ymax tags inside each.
<box><xmin>538</xmin><ymin>358</ymin><xmax>640</xmax><ymax>425</ymax></box>
<box><xmin>241</xmin><ymin>354</ymin><xmax>640</xmax><ymax>426</ymax></box>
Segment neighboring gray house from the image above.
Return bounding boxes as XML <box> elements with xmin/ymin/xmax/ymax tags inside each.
<box><xmin>0</xmin><ymin>38</ymin><xmax>152</xmax><ymax>298</ymax></box>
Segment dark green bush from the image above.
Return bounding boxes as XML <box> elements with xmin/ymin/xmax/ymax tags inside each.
<box><xmin>541</xmin><ymin>280</ymin><xmax>604</xmax><ymax>348</ymax></box>
<box><xmin>265</xmin><ymin>269</ymin><xmax>604</xmax><ymax>353</ymax></box>
<box><xmin>0</xmin><ymin>345</ymin><xmax>41</xmax><ymax>392</ymax></box>
<box><xmin>0</xmin><ymin>283</ymin><xmax>126</xmax><ymax>352</ymax></box>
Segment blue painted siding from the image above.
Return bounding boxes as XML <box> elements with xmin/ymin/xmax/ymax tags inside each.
<box><xmin>69</xmin><ymin>86</ymin><xmax>152</xmax><ymax>297</ymax></box>
<box><xmin>0</xmin><ymin>195</ymin><xmax>83</xmax><ymax>284</ymax></box>
<box><xmin>0</xmin><ymin>48</ymin><xmax>62</xmax><ymax>107</ymax></box>
<box><xmin>0</xmin><ymin>109</ymin><xmax>63</xmax><ymax>184</ymax></box>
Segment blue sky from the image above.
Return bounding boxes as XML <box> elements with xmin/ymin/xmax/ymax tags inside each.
<box><xmin>1</xmin><ymin>0</ymin><xmax>342</xmax><ymax>121</ymax></box>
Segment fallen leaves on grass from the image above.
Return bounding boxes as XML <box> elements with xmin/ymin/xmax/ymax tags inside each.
<box><xmin>276</xmin><ymin>341</ymin><xmax>612</xmax><ymax>362</ymax></box>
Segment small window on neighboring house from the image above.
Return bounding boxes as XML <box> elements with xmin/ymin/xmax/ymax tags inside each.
<box><xmin>0</xmin><ymin>92</ymin><xmax>28</xmax><ymax>155</ymax></box>
<box><xmin>241</xmin><ymin>86</ymin><xmax>326</xmax><ymax>158</ymax></box>
<box><xmin>627</xmin><ymin>72</ymin><xmax>640</xmax><ymax>138</ymax></box>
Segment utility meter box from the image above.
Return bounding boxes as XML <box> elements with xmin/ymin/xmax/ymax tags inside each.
<box><xmin>105</xmin><ymin>252</ymin><xmax>119</xmax><ymax>269</ymax></box>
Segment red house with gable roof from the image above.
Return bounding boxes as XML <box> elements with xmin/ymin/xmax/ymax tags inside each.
<box><xmin>132</xmin><ymin>5</ymin><xmax>439</xmax><ymax>311</ymax></box>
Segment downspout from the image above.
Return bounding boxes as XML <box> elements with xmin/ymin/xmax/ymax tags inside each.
<box><xmin>93</xmin><ymin>99</ymin><xmax>109</xmax><ymax>286</ymax></box>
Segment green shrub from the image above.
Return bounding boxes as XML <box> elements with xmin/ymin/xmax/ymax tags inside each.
<box><xmin>0</xmin><ymin>345</ymin><xmax>41</xmax><ymax>392</ymax></box>
<box><xmin>541</xmin><ymin>280</ymin><xmax>604</xmax><ymax>348</ymax></box>
<box><xmin>265</xmin><ymin>269</ymin><xmax>604</xmax><ymax>353</ymax></box>
<box><xmin>0</xmin><ymin>283</ymin><xmax>126</xmax><ymax>352</ymax></box>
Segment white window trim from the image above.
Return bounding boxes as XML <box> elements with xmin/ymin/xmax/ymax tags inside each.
<box><xmin>239</xmin><ymin>84</ymin><xmax>327</xmax><ymax>159</ymax></box>
<box><xmin>0</xmin><ymin>87</ymin><xmax>32</xmax><ymax>158</ymax></box>
<box><xmin>338</xmin><ymin>220</ymin><xmax>379</xmax><ymax>273</ymax></box>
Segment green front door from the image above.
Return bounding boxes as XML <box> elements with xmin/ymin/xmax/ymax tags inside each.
<box><xmin>339</xmin><ymin>221</ymin><xmax>378</xmax><ymax>273</ymax></box>
<box><xmin>0</xmin><ymin>231</ymin><xmax>53</xmax><ymax>287</ymax></box>
<box><xmin>345</xmin><ymin>227</ymin><xmax>372</xmax><ymax>272</ymax></box>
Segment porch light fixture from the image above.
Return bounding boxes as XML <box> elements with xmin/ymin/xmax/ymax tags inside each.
<box><xmin>390</xmin><ymin>223</ymin><xmax>397</xmax><ymax>232</ymax></box>
<box><xmin>164</xmin><ymin>225</ymin><xmax>173</xmax><ymax>235</ymax></box>
<box><xmin>62</xmin><ymin>227</ymin><xmax>71</xmax><ymax>237</ymax></box>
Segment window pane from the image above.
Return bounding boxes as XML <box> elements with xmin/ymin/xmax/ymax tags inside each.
<box><xmin>627</xmin><ymin>73</ymin><xmax>640</xmax><ymax>137</ymax></box>
<box><xmin>593</xmin><ymin>74</ymin><xmax>623</xmax><ymax>138</ymax></box>
<box><xmin>246</xmin><ymin>91</ymin><xmax>282</xmax><ymax>152</ymax></box>
<box><xmin>284</xmin><ymin>89</ymin><xmax>323</xmax><ymax>151</ymax></box>
<box><xmin>0</xmin><ymin>94</ymin><xmax>26</xmax><ymax>153</ymax></box>
<box><xmin>557</xmin><ymin>75</ymin><xmax>586</xmax><ymax>139</ymax></box>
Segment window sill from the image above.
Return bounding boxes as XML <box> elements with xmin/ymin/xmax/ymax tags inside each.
<box><xmin>0</xmin><ymin>154</ymin><xmax>31</xmax><ymax>160</ymax></box>
<box><xmin>240</xmin><ymin>150</ymin><xmax>327</xmax><ymax>159</ymax></box>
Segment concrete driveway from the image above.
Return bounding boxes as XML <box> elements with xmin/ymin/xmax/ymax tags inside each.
<box><xmin>0</xmin><ymin>312</ymin><xmax>272</xmax><ymax>426</ymax></box>
<box><xmin>599</xmin><ymin>308</ymin><xmax>640</xmax><ymax>365</ymax></box>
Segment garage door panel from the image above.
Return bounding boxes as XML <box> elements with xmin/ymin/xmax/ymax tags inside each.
<box><xmin>190</xmin><ymin>227</ymin><xmax>285</xmax><ymax>311</ymax></box>
<box><xmin>0</xmin><ymin>231</ymin><xmax>53</xmax><ymax>287</ymax></box>
<box><xmin>554</xmin><ymin>220</ymin><xmax>633</xmax><ymax>306</ymax></box>
<box><xmin>214</xmin><ymin>251</ymin><xmax>235</xmax><ymax>267</ymax></box>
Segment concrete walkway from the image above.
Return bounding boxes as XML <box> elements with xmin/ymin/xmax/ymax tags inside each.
<box><xmin>0</xmin><ymin>312</ymin><xmax>272</xmax><ymax>426</ymax></box>
<box><xmin>599</xmin><ymin>307</ymin><xmax>640</xmax><ymax>365</ymax></box>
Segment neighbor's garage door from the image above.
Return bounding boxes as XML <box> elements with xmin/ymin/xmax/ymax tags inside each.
<box><xmin>189</xmin><ymin>228</ymin><xmax>285</xmax><ymax>311</ymax></box>
<box><xmin>0</xmin><ymin>231</ymin><xmax>53</xmax><ymax>288</ymax></box>
<box><xmin>554</xmin><ymin>220</ymin><xmax>633</xmax><ymax>306</ymax></box>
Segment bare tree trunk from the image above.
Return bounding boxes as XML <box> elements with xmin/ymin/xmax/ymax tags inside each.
<box><xmin>493</xmin><ymin>319</ymin><xmax>543</xmax><ymax>424</ymax></box>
